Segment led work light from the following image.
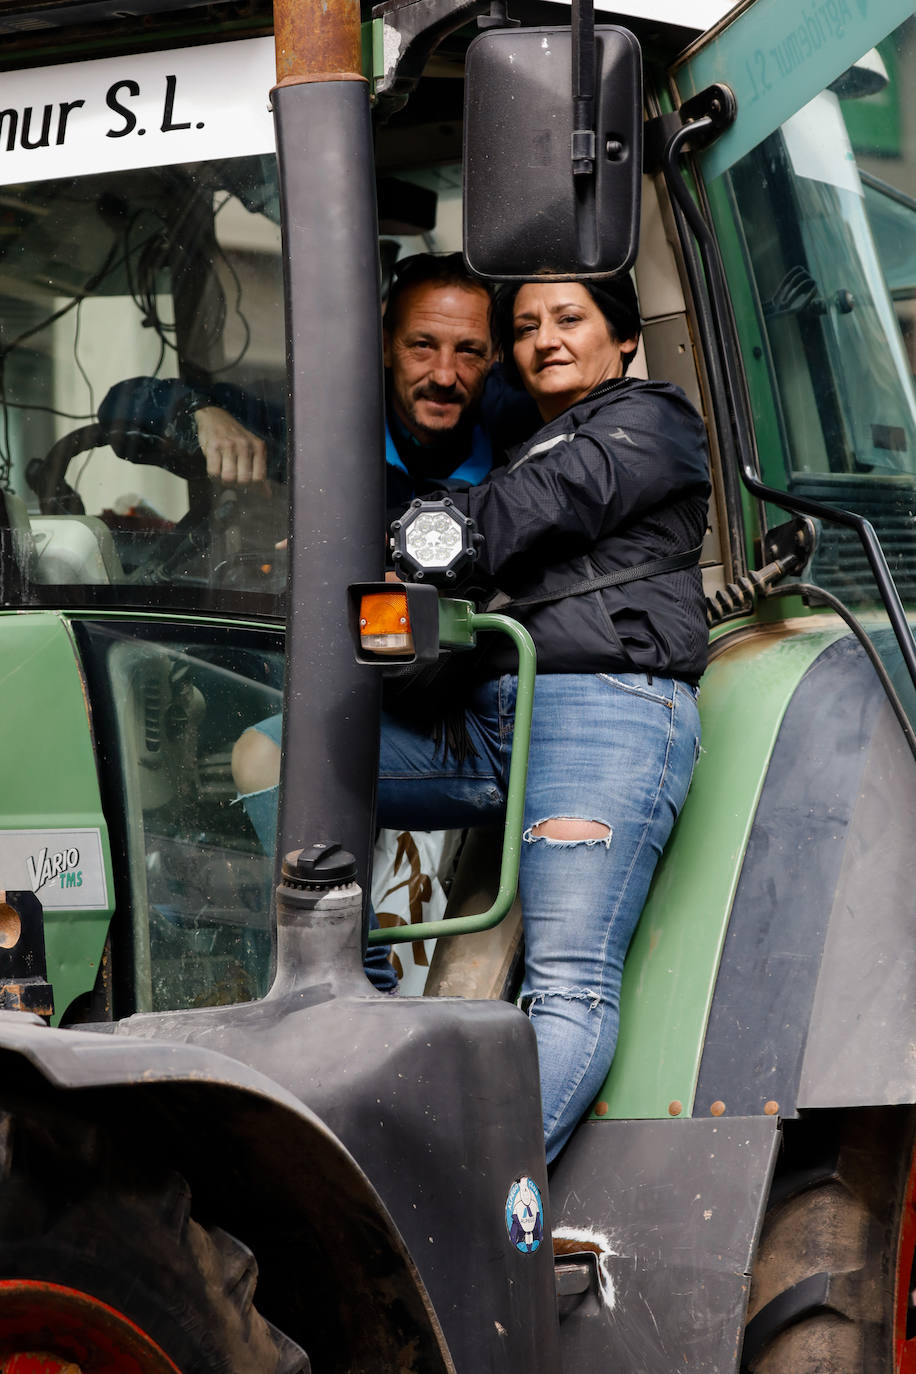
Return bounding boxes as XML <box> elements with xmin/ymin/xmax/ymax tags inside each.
<box><xmin>390</xmin><ymin>498</ymin><xmax>479</xmax><ymax>587</ymax></box>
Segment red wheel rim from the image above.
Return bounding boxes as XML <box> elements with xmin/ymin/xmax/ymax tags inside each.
<box><xmin>895</xmin><ymin>1148</ymin><xmax>916</xmax><ymax>1372</ymax></box>
<box><xmin>0</xmin><ymin>1280</ymin><xmax>181</xmax><ymax>1374</ymax></box>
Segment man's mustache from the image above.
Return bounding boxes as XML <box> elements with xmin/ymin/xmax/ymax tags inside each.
<box><xmin>414</xmin><ymin>383</ymin><xmax>465</xmax><ymax>403</ymax></box>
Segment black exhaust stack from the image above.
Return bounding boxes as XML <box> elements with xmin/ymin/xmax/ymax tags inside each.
<box><xmin>271</xmin><ymin>0</ymin><xmax>385</xmax><ymax>953</ymax></box>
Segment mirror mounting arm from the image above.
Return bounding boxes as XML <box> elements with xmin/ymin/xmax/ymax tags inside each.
<box><xmin>644</xmin><ymin>82</ymin><xmax>737</xmax><ymax>174</ymax></box>
<box><xmin>477</xmin><ymin>1</ymin><xmax>519</xmax><ymax>30</ymax></box>
<box><xmin>372</xmin><ymin>0</ymin><xmax>496</xmax><ymax>112</ymax></box>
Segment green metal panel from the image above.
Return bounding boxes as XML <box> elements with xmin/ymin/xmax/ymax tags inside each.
<box><xmin>364</xmin><ymin>15</ymin><xmax>384</xmax><ymax>87</ymax></box>
<box><xmin>0</xmin><ymin>611</ymin><xmax>112</xmax><ymax>1024</ymax></box>
<box><xmin>593</xmin><ymin>619</ymin><xmax>845</xmax><ymax>1121</ymax></box>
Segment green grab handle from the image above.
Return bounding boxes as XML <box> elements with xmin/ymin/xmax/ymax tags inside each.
<box><xmin>368</xmin><ymin>609</ymin><xmax>535</xmax><ymax>945</ymax></box>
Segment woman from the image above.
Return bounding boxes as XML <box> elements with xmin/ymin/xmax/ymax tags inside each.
<box><xmin>379</xmin><ymin>276</ymin><xmax>710</xmax><ymax>1162</ymax></box>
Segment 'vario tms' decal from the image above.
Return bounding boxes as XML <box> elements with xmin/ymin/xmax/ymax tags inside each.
<box><xmin>26</xmin><ymin>845</ymin><xmax>83</xmax><ymax>892</ymax></box>
<box><xmin>0</xmin><ymin>828</ymin><xmax>108</xmax><ymax>911</ymax></box>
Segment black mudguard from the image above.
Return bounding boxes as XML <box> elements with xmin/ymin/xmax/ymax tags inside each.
<box><xmin>96</xmin><ymin>990</ymin><xmax>562</xmax><ymax>1374</ymax></box>
<box><xmin>0</xmin><ymin>1012</ymin><xmax>456</xmax><ymax>1372</ymax></box>
<box><xmin>550</xmin><ymin>1115</ymin><xmax>779</xmax><ymax>1373</ymax></box>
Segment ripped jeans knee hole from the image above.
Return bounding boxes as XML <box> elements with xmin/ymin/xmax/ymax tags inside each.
<box><xmin>524</xmin><ymin>987</ymin><xmax>603</xmax><ymax>1013</ymax></box>
<box><xmin>523</xmin><ymin>817</ymin><xmax>613</xmax><ymax>848</ymax></box>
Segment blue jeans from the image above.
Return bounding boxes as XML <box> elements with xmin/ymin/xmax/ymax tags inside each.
<box><xmin>378</xmin><ymin>671</ymin><xmax>701</xmax><ymax>1162</ymax></box>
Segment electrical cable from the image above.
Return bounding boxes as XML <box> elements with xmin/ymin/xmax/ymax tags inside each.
<box><xmin>206</xmin><ymin>192</ymin><xmax>252</xmax><ymax>374</ymax></box>
<box><xmin>71</xmin><ymin>297</ymin><xmax>97</xmax><ymax>493</ymax></box>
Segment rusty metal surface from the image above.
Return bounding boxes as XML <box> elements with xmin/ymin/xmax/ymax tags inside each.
<box><xmin>0</xmin><ymin>893</ymin><xmax>53</xmax><ymax>1020</ymax></box>
<box><xmin>0</xmin><ymin>985</ymin><xmax>53</xmax><ymax>1017</ymax></box>
<box><xmin>273</xmin><ymin>0</ymin><xmax>363</xmax><ymax>85</ymax></box>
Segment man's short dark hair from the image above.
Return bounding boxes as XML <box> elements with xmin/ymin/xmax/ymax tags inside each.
<box><xmin>384</xmin><ymin>252</ymin><xmax>496</xmax><ymax>338</ymax></box>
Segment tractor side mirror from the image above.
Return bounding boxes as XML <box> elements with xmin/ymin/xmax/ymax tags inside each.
<box><xmin>463</xmin><ymin>25</ymin><xmax>642</xmax><ymax>280</ymax></box>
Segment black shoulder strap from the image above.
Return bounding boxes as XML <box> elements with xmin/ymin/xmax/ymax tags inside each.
<box><xmin>502</xmin><ymin>544</ymin><xmax>704</xmax><ymax>613</ymax></box>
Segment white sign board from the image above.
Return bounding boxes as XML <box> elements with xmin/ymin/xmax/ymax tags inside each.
<box><xmin>0</xmin><ymin>35</ymin><xmax>277</xmax><ymax>187</ymax></box>
<box><xmin>0</xmin><ymin>827</ymin><xmax>109</xmax><ymax>911</ymax></box>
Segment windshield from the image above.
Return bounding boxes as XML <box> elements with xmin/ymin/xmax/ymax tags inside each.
<box><xmin>0</xmin><ymin>38</ymin><xmax>289</xmax><ymax>615</ymax></box>
<box><xmin>683</xmin><ymin>10</ymin><xmax>916</xmax><ymax>637</ymax></box>
<box><xmin>1</xmin><ymin>153</ymin><xmax>289</xmax><ymax>612</ymax></box>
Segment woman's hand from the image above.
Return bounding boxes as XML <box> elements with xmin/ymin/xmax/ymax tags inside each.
<box><xmin>193</xmin><ymin>406</ymin><xmax>268</xmax><ymax>485</ymax></box>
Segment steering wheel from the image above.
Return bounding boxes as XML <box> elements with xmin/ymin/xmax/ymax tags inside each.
<box><xmin>25</xmin><ymin>421</ymin><xmax>216</xmax><ymax>586</ymax></box>
<box><xmin>27</xmin><ymin>421</ymin><xmax>210</xmax><ymax>518</ymax></box>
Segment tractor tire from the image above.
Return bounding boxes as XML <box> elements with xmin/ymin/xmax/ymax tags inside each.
<box><xmin>743</xmin><ymin>1108</ymin><xmax>916</xmax><ymax>1374</ymax></box>
<box><xmin>0</xmin><ymin>1107</ymin><xmax>310</xmax><ymax>1374</ymax></box>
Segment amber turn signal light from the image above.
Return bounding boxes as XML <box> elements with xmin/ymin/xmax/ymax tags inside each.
<box><xmin>359</xmin><ymin>591</ymin><xmax>414</xmax><ymax>655</ymax></box>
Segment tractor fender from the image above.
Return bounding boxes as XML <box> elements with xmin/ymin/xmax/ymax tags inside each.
<box><xmin>695</xmin><ymin>628</ymin><xmax>916</xmax><ymax>1118</ymax></box>
<box><xmin>106</xmin><ymin>987</ymin><xmax>563</xmax><ymax>1374</ymax></box>
<box><xmin>0</xmin><ymin>1011</ymin><xmax>456</xmax><ymax>1373</ymax></box>
<box><xmin>549</xmin><ymin>1113</ymin><xmax>781</xmax><ymax>1373</ymax></box>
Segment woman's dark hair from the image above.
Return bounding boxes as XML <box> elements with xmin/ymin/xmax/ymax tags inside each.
<box><xmin>494</xmin><ymin>276</ymin><xmax>642</xmax><ymax>388</ymax></box>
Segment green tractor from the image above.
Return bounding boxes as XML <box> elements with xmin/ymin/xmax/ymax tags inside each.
<box><xmin>1</xmin><ymin>0</ymin><xmax>916</xmax><ymax>1368</ymax></box>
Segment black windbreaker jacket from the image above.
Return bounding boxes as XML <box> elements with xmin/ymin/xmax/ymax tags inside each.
<box><xmin>446</xmin><ymin>375</ymin><xmax>711</xmax><ymax>684</ymax></box>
